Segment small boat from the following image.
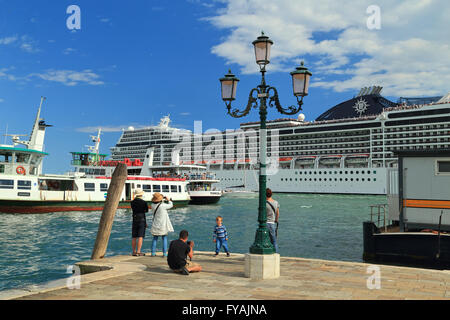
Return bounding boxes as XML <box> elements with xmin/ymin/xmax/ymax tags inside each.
<box><xmin>138</xmin><ymin>151</ymin><xmax>222</xmax><ymax>205</ymax></box>
<box><xmin>187</xmin><ymin>174</ymin><xmax>221</xmax><ymax>204</ymax></box>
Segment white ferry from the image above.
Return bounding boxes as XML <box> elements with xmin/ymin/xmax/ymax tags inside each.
<box><xmin>0</xmin><ymin>99</ymin><xmax>190</xmax><ymax>214</ymax></box>
<box><xmin>133</xmin><ymin>148</ymin><xmax>221</xmax><ymax>205</ymax></box>
<box><xmin>109</xmin><ymin>87</ymin><xmax>450</xmax><ymax>195</ymax></box>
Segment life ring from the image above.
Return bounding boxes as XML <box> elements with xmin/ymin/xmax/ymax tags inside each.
<box><xmin>16</xmin><ymin>166</ymin><xmax>26</xmax><ymax>175</ymax></box>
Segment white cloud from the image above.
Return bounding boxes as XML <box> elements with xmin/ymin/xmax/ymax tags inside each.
<box><xmin>206</xmin><ymin>0</ymin><xmax>450</xmax><ymax>96</ymax></box>
<box><xmin>0</xmin><ymin>67</ymin><xmax>104</xmax><ymax>87</ymax></box>
<box><xmin>0</xmin><ymin>98</ymin><xmax>4</xmax><ymax>103</ymax></box>
<box><xmin>0</xmin><ymin>35</ymin><xmax>40</xmax><ymax>52</ymax></box>
<box><xmin>63</xmin><ymin>48</ymin><xmax>76</xmax><ymax>55</ymax></box>
<box><xmin>19</xmin><ymin>35</ymin><xmax>39</xmax><ymax>53</ymax></box>
<box><xmin>28</xmin><ymin>69</ymin><xmax>104</xmax><ymax>86</ymax></box>
<box><xmin>0</xmin><ymin>36</ymin><xmax>18</xmax><ymax>45</ymax></box>
<box><xmin>76</xmin><ymin>125</ymin><xmax>148</xmax><ymax>133</ymax></box>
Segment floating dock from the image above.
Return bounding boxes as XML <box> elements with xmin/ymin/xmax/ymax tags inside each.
<box><xmin>2</xmin><ymin>251</ymin><xmax>450</xmax><ymax>300</ymax></box>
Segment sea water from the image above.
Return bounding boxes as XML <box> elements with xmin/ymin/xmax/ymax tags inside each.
<box><xmin>0</xmin><ymin>193</ymin><xmax>386</xmax><ymax>291</ymax></box>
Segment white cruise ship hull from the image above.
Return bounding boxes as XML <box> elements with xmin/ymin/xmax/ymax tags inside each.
<box><xmin>215</xmin><ymin>168</ymin><xmax>387</xmax><ymax>195</ymax></box>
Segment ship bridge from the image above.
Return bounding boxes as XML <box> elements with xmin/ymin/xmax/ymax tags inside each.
<box><xmin>315</xmin><ymin>86</ymin><xmax>396</xmax><ymax>121</ymax></box>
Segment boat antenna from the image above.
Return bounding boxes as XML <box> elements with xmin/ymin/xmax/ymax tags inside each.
<box><xmin>3</xmin><ymin>124</ymin><xmax>7</xmax><ymax>144</ymax></box>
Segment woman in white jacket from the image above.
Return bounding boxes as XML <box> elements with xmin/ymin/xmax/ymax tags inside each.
<box><xmin>150</xmin><ymin>192</ymin><xmax>174</xmax><ymax>256</ymax></box>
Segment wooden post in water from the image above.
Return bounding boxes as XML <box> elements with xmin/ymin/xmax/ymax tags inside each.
<box><xmin>91</xmin><ymin>163</ymin><xmax>127</xmax><ymax>260</ymax></box>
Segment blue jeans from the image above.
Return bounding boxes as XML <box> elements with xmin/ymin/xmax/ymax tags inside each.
<box><xmin>152</xmin><ymin>235</ymin><xmax>168</xmax><ymax>256</ymax></box>
<box><xmin>215</xmin><ymin>238</ymin><xmax>229</xmax><ymax>253</ymax></box>
<box><xmin>267</xmin><ymin>223</ymin><xmax>279</xmax><ymax>253</ymax></box>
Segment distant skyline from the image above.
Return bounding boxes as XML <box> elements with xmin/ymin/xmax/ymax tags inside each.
<box><xmin>0</xmin><ymin>0</ymin><xmax>448</xmax><ymax>173</ymax></box>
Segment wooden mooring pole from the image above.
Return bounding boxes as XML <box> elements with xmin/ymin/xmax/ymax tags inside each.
<box><xmin>91</xmin><ymin>163</ymin><xmax>127</xmax><ymax>260</ymax></box>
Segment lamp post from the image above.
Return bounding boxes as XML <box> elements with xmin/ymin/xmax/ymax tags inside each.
<box><xmin>220</xmin><ymin>32</ymin><xmax>312</xmax><ymax>261</ymax></box>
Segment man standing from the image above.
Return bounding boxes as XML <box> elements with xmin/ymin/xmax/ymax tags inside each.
<box><xmin>266</xmin><ymin>188</ymin><xmax>280</xmax><ymax>254</ymax></box>
<box><xmin>131</xmin><ymin>188</ymin><xmax>148</xmax><ymax>256</ymax></box>
<box><xmin>167</xmin><ymin>230</ymin><xmax>202</xmax><ymax>275</ymax></box>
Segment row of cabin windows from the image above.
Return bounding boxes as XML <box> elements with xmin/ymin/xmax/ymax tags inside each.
<box><xmin>281</xmin><ymin>177</ymin><xmax>377</xmax><ymax>182</ymax></box>
<box><xmin>294</xmin><ymin>170</ymin><xmax>377</xmax><ymax>175</ymax></box>
<box><xmin>145</xmin><ymin>184</ymin><xmax>181</xmax><ymax>193</ymax></box>
<box><xmin>0</xmin><ymin>180</ymin><xmax>185</xmax><ymax>193</ymax></box>
<box><xmin>83</xmin><ymin>183</ymin><xmax>109</xmax><ymax>192</ymax></box>
<box><xmin>78</xmin><ymin>168</ymin><xmax>106</xmax><ymax>175</ymax></box>
<box><xmin>83</xmin><ymin>183</ymin><xmax>182</xmax><ymax>193</ymax></box>
<box><xmin>0</xmin><ymin>180</ymin><xmax>32</xmax><ymax>189</ymax></box>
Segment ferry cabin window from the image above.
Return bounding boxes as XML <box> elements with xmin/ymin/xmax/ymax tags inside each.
<box><xmin>0</xmin><ymin>179</ymin><xmax>14</xmax><ymax>189</ymax></box>
<box><xmin>170</xmin><ymin>185</ymin><xmax>177</xmax><ymax>193</ymax></box>
<box><xmin>18</xmin><ymin>180</ymin><xmax>31</xmax><ymax>190</ymax></box>
<box><xmin>143</xmin><ymin>185</ymin><xmax>152</xmax><ymax>192</ymax></box>
<box><xmin>15</xmin><ymin>153</ymin><xmax>30</xmax><ymax>164</ymax></box>
<box><xmin>162</xmin><ymin>185</ymin><xmax>169</xmax><ymax>193</ymax></box>
<box><xmin>100</xmin><ymin>183</ymin><xmax>108</xmax><ymax>192</ymax></box>
<box><xmin>84</xmin><ymin>183</ymin><xmax>95</xmax><ymax>192</ymax></box>
<box><xmin>0</xmin><ymin>152</ymin><xmax>12</xmax><ymax>163</ymax></box>
<box><xmin>178</xmin><ymin>185</ymin><xmax>181</xmax><ymax>193</ymax></box>
<box><xmin>437</xmin><ymin>161</ymin><xmax>450</xmax><ymax>173</ymax></box>
<box><xmin>0</xmin><ymin>164</ymin><xmax>3</xmax><ymax>173</ymax></box>
<box><xmin>153</xmin><ymin>185</ymin><xmax>161</xmax><ymax>192</ymax></box>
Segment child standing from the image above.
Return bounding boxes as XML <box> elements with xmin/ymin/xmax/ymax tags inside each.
<box><xmin>213</xmin><ymin>216</ymin><xmax>230</xmax><ymax>257</ymax></box>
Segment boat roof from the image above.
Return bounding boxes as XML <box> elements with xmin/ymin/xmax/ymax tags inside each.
<box><xmin>0</xmin><ymin>146</ymin><xmax>48</xmax><ymax>155</ymax></box>
<box><xmin>71</xmin><ymin>151</ymin><xmax>108</xmax><ymax>156</ymax></box>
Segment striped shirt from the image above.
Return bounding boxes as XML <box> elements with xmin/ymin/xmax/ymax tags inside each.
<box><xmin>213</xmin><ymin>224</ymin><xmax>228</xmax><ymax>239</ymax></box>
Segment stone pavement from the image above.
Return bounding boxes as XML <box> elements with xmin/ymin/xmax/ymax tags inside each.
<box><xmin>4</xmin><ymin>251</ymin><xmax>450</xmax><ymax>300</ymax></box>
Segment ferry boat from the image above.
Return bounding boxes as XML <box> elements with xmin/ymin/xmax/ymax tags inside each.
<box><xmin>0</xmin><ymin>99</ymin><xmax>190</xmax><ymax>214</ymax></box>
<box><xmin>183</xmin><ymin>168</ymin><xmax>221</xmax><ymax>205</ymax></box>
<box><xmin>109</xmin><ymin>87</ymin><xmax>450</xmax><ymax>195</ymax></box>
<box><xmin>137</xmin><ymin>148</ymin><xmax>221</xmax><ymax>205</ymax></box>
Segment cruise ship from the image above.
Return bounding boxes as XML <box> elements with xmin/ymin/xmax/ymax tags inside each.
<box><xmin>110</xmin><ymin>87</ymin><xmax>450</xmax><ymax>195</ymax></box>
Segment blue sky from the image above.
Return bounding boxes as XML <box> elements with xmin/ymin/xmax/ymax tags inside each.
<box><xmin>0</xmin><ymin>0</ymin><xmax>448</xmax><ymax>173</ymax></box>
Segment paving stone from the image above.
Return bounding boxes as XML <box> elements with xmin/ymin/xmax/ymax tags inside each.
<box><xmin>6</xmin><ymin>252</ymin><xmax>450</xmax><ymax>300</ymax></box>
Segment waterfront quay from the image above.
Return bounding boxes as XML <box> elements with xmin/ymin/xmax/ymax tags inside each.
<box><xmin>4</xmin><ymin>251</ymin><xmax>450</xmax><ymax>300</ymax></box>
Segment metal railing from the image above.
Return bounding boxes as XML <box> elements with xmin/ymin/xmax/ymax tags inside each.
<box><xmin>369</xmin><ymin>204</ymin><xmax>388</xmax><ymax>232</ymax></box>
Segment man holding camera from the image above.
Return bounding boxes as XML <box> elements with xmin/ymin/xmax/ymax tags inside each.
<box><xmin>167</xmin><ymin>230</ymin><xmax>202</xmax><ymax>275</ymax></box>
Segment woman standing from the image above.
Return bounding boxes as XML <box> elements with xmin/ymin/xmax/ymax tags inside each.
<box><xmin>131</xmin><ymin>188</ymin><xmax>148</xmax><ymax>256</ymax></box>
<box><xmin>150</xmin><ymin>192</ymin><xmax>174</xmax><ymax>256</ymax></box>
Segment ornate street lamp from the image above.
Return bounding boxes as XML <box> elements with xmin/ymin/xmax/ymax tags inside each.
<box><xmin>252</xmin><ymin>31</ymin><xmax>273</xmax><ymax>69</ymax></box>
<box><xmin>219</xmin><ymin>32</ymin><xmax>312</xmax><ymax>256</ymax></box>
<box><xmin>219</xmin><ymin>70</ymin><xmax>239</xmax><ymax>102</ymax></box>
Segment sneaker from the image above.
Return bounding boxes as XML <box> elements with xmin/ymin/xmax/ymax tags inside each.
<box><xmin>180</xmin><ymin>267</ymin><xmax>189</xmax><ymax>275</ymax></box>
<box><xmin>226</xmin><ymin>252</ymin><xmax>230</xmax><ymax>257</ymax></box>
<box><xmin>214</xmin><ymin>252</ymin><xmax>219</xmax><ymax>256</ymax></box>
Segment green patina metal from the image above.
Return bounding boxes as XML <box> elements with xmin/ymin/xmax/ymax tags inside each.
<box><xmin>0</xmin><ymin>146</ymin><xmax>48</xmax><ymax>155</ymax></box>
<box><xmin>220</xmin><ymin>33</ymin><xmax>311</xmax><ymax>255</ymax></box>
